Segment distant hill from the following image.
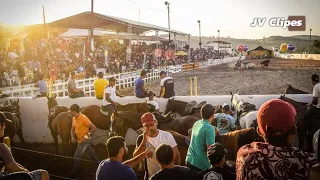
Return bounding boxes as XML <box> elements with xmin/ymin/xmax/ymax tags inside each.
<box><xmin>164</xmin><ymin>34</ymin><xmax>320</xmax><ymax>52</ymax></box>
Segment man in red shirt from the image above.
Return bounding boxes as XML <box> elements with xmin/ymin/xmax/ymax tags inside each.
<box><xmin>236</xmin><ymin>99</ymin><xmax>317</xmax><ymax>180</ymax></box>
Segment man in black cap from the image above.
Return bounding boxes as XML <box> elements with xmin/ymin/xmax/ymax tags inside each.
<box><xmin>101</xmin><ymin>77</ymin><xmax>123</xmax><ymax>117</ymax></box>
<box><xmin>195</xmin><ymin>142</ymin><xmax>235</xmax><ymax>180</ymax></box>
<box><xmin>158</xmin><ymin>71</ymin><xmax>175</xmax><ymax>98</ymax></box>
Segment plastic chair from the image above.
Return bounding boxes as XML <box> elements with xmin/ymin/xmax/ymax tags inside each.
<box><xmin>3</xmin><ymin>73</ymin><xmax>14</xmax><ymax>87</ymax></box>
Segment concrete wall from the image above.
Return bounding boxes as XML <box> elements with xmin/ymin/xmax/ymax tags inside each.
<box><xmin>0</xmin><ymin>94</ymin><xmax>312</xmax><ymax>143</ymax></box>
<box><xmin>279</xmin><ymin>53</ymin><xmax>320</xmax><ymax>60</ymax></box>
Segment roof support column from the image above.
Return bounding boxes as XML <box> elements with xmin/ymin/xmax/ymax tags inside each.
<box><xmin>188</xmin><ymin>35</ymin><xmax>191</xmax><ymax>63</ymax></box>
<box><xmin>174</xmin><ymin>33</ymin><xmax>176</xmax><ymax>53</ymax></box>
<box><xmin>126</xmin><ymin>25</ymin><xmax>132</xmax><ymax>66</ymax></box>
<box><xmin>117</xmin><ymin>31</ymin><xmax>120</xmax><ymax>43</ymax></box>
<box><xmin>155</xmin><ymin>31</ymin><xmax>159</xmax><ymax>63</ymax></box>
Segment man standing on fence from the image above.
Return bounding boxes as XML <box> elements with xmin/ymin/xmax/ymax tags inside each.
<box><xmin>101</xmin><ymin>77</ymin><xmax>124</xmax><ymax>117</ymax></box>
<box><xmin>158</xmin><ymin>71</ymin><xmax>175</xmax><ymax>98</ymax></box>
<box><xmin>67</xmin><ymin>71</ymin><xmax>86</xmax><ymax>98</ymax></box>
<box><xmin>134</xmin><ymin>70</ymin><xmax>148</xmax><ymax>98</ymax></box>
<box><xmin>70</xmin><ymin>104</ymin><xmax>100</xmax><ymax>178</ymax></box>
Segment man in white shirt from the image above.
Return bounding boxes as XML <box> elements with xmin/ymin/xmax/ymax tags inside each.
<box><xmin>133</xmin><ymin>113</ymin><xmax>181</xmax><ymax>179</ymax></box>
<box><xmin>101</xmin><ymin>77</ymin><xmax>123</xmax><ymax>116</ymax></box>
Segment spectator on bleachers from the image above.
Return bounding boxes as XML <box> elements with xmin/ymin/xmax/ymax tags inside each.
<box><xmin>15</xmin><ymin>61</ymin><xmax>25</xmax><ymax>85</ymax></box>
<box><xmin>134</xmin><ymin>113</ymin><xmax>181</xmax><ymax>179</ymax></box>
<box><xmin>195</xmin><ymin>142</ymin><xmax>235</xmax><ymax>180</ymax></box>
<box><xmin>150</xmin><ymin>144</ymin><xmax>194</xmax><ymax>180</ymax></box>
<box><xmin>96</xmin><ymin>136</ymin><xmax>152</xmax><ymax>180</ymax></box>
<box><xmin>236</xmin><ymin>99</ymin><xmax>318</xmax><ymax>180</ymax></box>
<box><xmin>134</xmin><ymin>70</ymin><xmax>148</xmax><ymax>98</ymax></box>
<box><xmin>0</xmin><ymin>112</ymin><xmax>49</xmax><ymax>180</ymax></box>
<box><xmin>94</xmin><ymin>72</ymin><xmax>108</xmax><ymax>99</ymax></box>
<box><xmin>213</xmin><ymin>104</ymin><xmax>236</xmax><ymax>135</ymax></box>
<box><xmin>67</xmin><ymin>71</ymin><xmax>85</xmax><ymax>98</ymax></box>
<box><xmin>186</xmin><ymin>104</ymin><xmax>216</xmax><ymax>175</ymax></box>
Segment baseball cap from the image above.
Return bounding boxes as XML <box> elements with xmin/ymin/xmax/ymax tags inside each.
<box><xmin>312</xmin><ymin>74</ymin><xmax>319</xmax><ymax>82</ymax></box>
<box><xmin>0</xmin><ymin>112</ymin><xmax>12</xmax><ymax>124</ymax></box>
<box><xmin>257</xmin><ymin>99</ymin><xmax>296</xmax><ymax>136</ymax></box>
<box><xmin>141</xmin><ymin>113</ymin><xmax>156</xmax><ymax>126</ymax></box>
<box><xmin>207</xmin><ymin>142</ymin><xmax>227</xmax><ymax>162</ymax></box>
<box><xmin>109</xmin><ymin>77</ymin><xmax>117</xmax><ymax>82</ymax></box>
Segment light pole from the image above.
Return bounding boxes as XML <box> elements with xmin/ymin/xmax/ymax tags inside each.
<box><xmin>90</xmin><ymin>0</ymin><xmax>94</xmax><ymax>43</ymax></box>
<box><xmin>164</xmin><ymin>1</ymin><xmax>171</xmax><ymax>43</ymax></box>
<box><xmin>217</xmin><ymin>30</ymin><xmax>220</xmax><ymax>53</ymax></box>
<box><xmin>197</xmin><ymin>20</ymin><xmax>202</xmax><ymax>49</ymax></box>
<box><xmin>309</xmin><ymin>28</ymin><xmax>312</xmax><ymax>54</ymax></box>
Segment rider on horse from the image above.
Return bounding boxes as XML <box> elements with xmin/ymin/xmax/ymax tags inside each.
<box><xmin>305</xmin><ymin>74</ymin><xmax>320</xmax><ymax>118</ymax></box>
<box><xmin>303</xmin><ymin>74</ymin><xmax>320</xmax><ymax>151</ymax></box>
<box><xmin>101</xmin><ymin>77</ymin><xmax>124</xmax><ymax>117</ymax></box>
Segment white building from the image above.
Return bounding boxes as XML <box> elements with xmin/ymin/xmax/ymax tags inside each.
<box><xmin>204</xmin><ymin>41</ymin><xmax>233</xmax><ymax>54</ymax></box>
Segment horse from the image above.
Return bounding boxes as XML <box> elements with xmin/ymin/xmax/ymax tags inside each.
<box><xmin>168</xmin><ymin>128</ymin><xmax>260</xmax><ymax>163</ymax></box>
<box><xmin>260</xmin><ymin>59</ymin><xmax>270</xmax><ymax>68</ymax></box>
<box><xmin>1</xmin><ymin>111</ymin><xmax>25</xmax><ymax>145</ymax></box>
<box><xmin>285</xmin><ymin>85</ymin><xmax>309</xmax><ymax>94</ymax></box>
<box><xmin>80</xmin><ymin>102</ymin><xmax>149</xmax><ymax>130</ymax></box>
<box><xmin>110</xmin><ymin>110</ymin><xmax>199</xmax><ymax>138</ymax></box>
<box><xmin>230</xmin><ymin>92</ymin><xmax>258</xmax><ymax>129</ymax></box>
<box><xmin>278</xmin><ymin>95</ymin><xmax>320</xmax><ymax>152</ymax></box>
<box><xmin>47</xmin><ymin>96</ymin><xmax>73</xmax><ymax>155</ymax></box>
<box><xmin>165</xmin><ymin>99</ymin><xmax>205</xmax><ymax>119</ymax></box>
<box><xmin>46</xmin><ymin>96</ymin><xmax>149</xmax><ymax>154</ymax></box>
<box><xmin>0</xmin><ymin>99</ymin><xmax>25</xmax><ymax>144</ymax></box>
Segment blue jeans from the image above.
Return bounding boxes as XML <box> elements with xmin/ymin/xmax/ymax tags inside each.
<box><xmin>71</xmin><ymin>139</ymin><xmax>100</xmax><ymax>175</ymax></box>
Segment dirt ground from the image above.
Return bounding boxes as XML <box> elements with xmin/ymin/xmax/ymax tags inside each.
<box><xmin>11</xmin><ymin>58</ymin><xmax>320</xmax><ymax>180</ymax></box>
<box><xmin>119</xmin><ymin>58</ymin><xmax>320</xmax><ymax>96</ymax></box>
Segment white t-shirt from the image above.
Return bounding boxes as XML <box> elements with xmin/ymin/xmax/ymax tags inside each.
<box><xmin>146</xmin><ymin>130</ymin><xmax>177</xmax><ymax>177</ymax></box>
<box><xmin>313</xmin><ymin>83</ymin><xmax>320</xmax><ymax>108</ymax></box>
<box><xmin>102</xmin><ymin>86</ymin><xmax>117</xmax><ymax>106</ymax></box>
<box><xmin>160</xmin><ymin>76</ymin><xmax>173</xmax><ymax>86</ymax></box>
<box><xmin>147</xmin><ymin>100</ymin><xmax>159</xmax><ymax>110</ymax></box>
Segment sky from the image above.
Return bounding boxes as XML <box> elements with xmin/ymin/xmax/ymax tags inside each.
<box><xmin>0</xmin><ymin>0</ymin><xmax>319</xmax><ymax>39</ymax></box>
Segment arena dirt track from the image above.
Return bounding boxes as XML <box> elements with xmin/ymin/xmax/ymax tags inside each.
<box><xmin>119</xmin><ymin>58</ymin><xmax>320</xmax><ymax>95</ymax></box>
<box><xmin>12</xmin><ymin>58</ymin><xmax>320</xmax><ymax>180</ymax></box>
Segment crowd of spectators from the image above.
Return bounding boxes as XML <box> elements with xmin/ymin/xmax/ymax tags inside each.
<box><xmin>0</xmin><ymin>36</ymin><xmax>231</xmax><ymax>87</ymax></box>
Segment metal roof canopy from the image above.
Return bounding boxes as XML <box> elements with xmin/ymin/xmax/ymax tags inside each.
<box><xmin>48</xmin><ymin>11</ymin><xmax>189</xmax><ymax>36</ymax></box>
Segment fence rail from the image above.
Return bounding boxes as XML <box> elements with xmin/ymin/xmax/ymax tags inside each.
<box><xmin>1</xmin><ymin>57</ymin><xmax>239</xmax><ymax>97</ymax></box>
